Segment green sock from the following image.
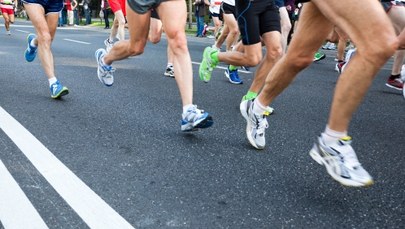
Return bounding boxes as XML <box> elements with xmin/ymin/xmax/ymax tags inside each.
<box><xmin>210</xmin><ymin>51</ymin><xmax>219</xmax><ymax>64</ymax></box>
<box><xmin>242</xmin><ymin>91</ymin><xmax>258</xmax><ymax>101</ymax></box>
<box><xmin>229</xmin><ymin>65</ymin><xmax>238</xmax><ymax>71</ymax></box>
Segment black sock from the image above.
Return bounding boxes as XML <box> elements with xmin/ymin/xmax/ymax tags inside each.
<box><xmin>389</xmin><ymin>74</ymin><xmax>400</xmax><ymax>80</ymax></box>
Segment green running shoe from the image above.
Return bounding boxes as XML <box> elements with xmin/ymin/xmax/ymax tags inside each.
<box><xmin>199</xmin><ymin>46</ymin><xmax>218</xmax><ymax>82</ymax></box>
<box><xmin>313</xmin><ymin>51</ymin><xmax>326</xmax><ymax>62</ymax></box>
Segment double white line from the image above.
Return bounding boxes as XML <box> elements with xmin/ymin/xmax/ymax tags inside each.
<box><xmin>0</xmin><ymin>106</ymin><xmax>134</xmax><ymax>229</ymax></box>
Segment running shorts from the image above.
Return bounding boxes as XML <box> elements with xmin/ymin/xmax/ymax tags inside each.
<box><xmin>108</xmin><ymin>0</ymin><xmax>126</xmax><ymax>16</ymax></box>
<box><xmin>236</xmin><ymin>0</ymin><xmax>280</xmax><ymax>45</ymax></box>
<box><xmin>22</xmin><ymin>0</ymin><xmax>62</xmax><ymax>14</ymax></box>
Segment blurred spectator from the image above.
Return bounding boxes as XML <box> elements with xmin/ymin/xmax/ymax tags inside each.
<box><xmin>82</xmin><ymin>0</ymin><xmax>91</xmax><ymax>25</ymax></box>
<box><xmin>101</xmin><ymin>0</ymin><xmax>110</xmax><ymax>29</ymax></box>
<box><xmin>194</xmin><ymin>0</ymin><xmax>210</xmax><ymax>37</ymax></box>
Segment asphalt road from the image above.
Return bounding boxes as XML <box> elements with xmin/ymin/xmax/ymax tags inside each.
<box><xmin>0</xmin><ymin>20</ymin><xmax>404</xmax><ymax>229</ymax></box>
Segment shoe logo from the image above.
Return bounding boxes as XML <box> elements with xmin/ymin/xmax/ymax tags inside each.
<box><xmin>52</xmin><ymin>85</ymin><xmax>59</xmax><ymax>95</ymax></box>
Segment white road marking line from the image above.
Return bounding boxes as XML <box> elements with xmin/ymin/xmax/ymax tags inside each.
<box><xmin>0</xmin><ymin>160</ymin><xmax>49</xmax><ymax>229</ymax></box>
<box><xmin>191</xmin><ymin>61</ymin><xmax>251</xmax><ymax>73</ymax></box>
<box><xmin>0</xmin><ymin>107</ymin><xmax>134</xmax><ymax>229</ymax></box>
<box><xmin>15</xmin><ymin>29</ymin><xmax>30</xmax><ymax>34</ymax></box>
<box><xmin>63</xmin><ymin>38</ymin><xmax>91</xmax><ymax>45</ymax></box>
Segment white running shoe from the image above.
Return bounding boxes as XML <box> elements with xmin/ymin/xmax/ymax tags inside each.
<box><xmin>95</xmin><ymin>48</ymin><xmax>115</xmax><ymax>86</ymax></box>
<box><xmin>309</xmin><ymin>136</ymin><xmax>374</xmax><ymax>187</ymax></box>
<box><xmin>181</xmin><ymin>105</ymin><xmax>213</xmax><ymax>131</ymax></box>
<box><xmin>164</xmin><ymin>65</ymin><xmax>175</xmax><ymax>78</ymax></box>
<box><xmin>240</xmin><ymin>99</ymin><xmax>268</xmax><ymax>150</ymax></box>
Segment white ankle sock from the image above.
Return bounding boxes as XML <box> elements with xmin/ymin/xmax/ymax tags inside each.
<box><xmin>48</xmin><ymin>77</ymin><xmax>58</xmax><ymax>86</ymax></box>
<box><xmin>321</xmin><ymin>125</ymin><xmax>347</xmax><ymax>145</ymax></box>
<box><xmin>252</xmin><ymin>99</ymin><xmax>267</xmax><ymax>115</ymax></box>
<box><xmin>183</xmin><ymin>104</ymin><xmax>194</xmax><ymax>114</ymax></box>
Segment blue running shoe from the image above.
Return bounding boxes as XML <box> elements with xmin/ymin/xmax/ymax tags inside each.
<box><xmin>50</xmin><ymin>80</ymin><xmax>69</xmax><ymax>99</ymax></box>
<box><xmin>225</xmin><ymin>67</ymin><xmax>243</xmax><ymax>84</ymax></box>
<box><xmin>181</xmin><ymin>105</ymin><xmax>213</xmax><ymax>131</ymax></box>
<box><xmin>24</xmin><ymin>33</ymin><xmax>37</xmax><ymax>62</ymax></box>
<box><xmin>95</xmin><ymin>48</ymin><xmax>115</xmax><ymax>86</ymax></box>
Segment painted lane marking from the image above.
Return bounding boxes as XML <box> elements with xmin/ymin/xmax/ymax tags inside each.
<box><xmin>0</xmin><ymin>160</ymin><xmax>48</xmax><ymax>229</ymax></box>
<box><xmin>0</xmin><ymin>107</ymin><xmax>134</xmax><ymax>229</ymax></box>
<box><xmin>63</xmin><ymin>38</ymin><xmax>91</xmax><ymax>45</ymax></box>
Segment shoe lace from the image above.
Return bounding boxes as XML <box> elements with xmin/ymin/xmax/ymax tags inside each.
<box><xmin>230</xmin><ymin>70</ymin><xmax>239</xmax><ymax>79</ymax></box>
<box><xmin>102</xmin><ymin>65</ymin><xmax>116</xmax><ymax>75</ymax></box>
<box><xmin>338</xmin><ymin>141</ymin><xmax>361</xmax><ymax>168</ymax></box>
<box><xmin>254</xmin><ymin>113</ymin><xmax>268</xmax><ymax>135</ymax></box>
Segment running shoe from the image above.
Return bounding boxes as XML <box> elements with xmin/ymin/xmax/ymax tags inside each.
<box><xmin>335</xmin><ymin>48</ymin><xmax>355</xmax><ymax>73</ymax></box>
<box><xmin>335</xmin><ymin>61</ymin><xmax>346</xmax><ymax>73</ymax></box>
<box><xmin>50</xmin><ymin>80</ymin><xmax>69</xmax><ymax>99</ymax></box>
<box><xmin>240</xmin><ymin>99</ymin><xmax>268</xmax><ymax>150</ymax></box>
<box><xmin>164</xmin><ymin>65</ymin><xmax>175</xmax><ymax>78</ymax></box>
<box><xmin>313</xmin><ymin>52</ymin><xmax>326</xmax><ymax>62</ymax></box>
<box><xmin>199</xmin><ymin>46</ymin><xmax>218</xmax><ymax>82</ymax></box>
<box><xmin>309</xmin><ymin>136</ymin><xmax>373</xmax><ymax>187</ymax></box>
<box><xmin>385</xmin><ymin>77</ymin><xmax>403</xmax><ymax>91</ymax></box>
<box><xmin>104</xmin><ymin>38</ymin><xmax>115</xmax><ymax>53</ymax></box>
<box><xmin>401</xmin><ymin>64</ymin><xmax>405</xmax><ymax>82</ymax></box>
<box><xmin>225</xmin><ymin>67</ymin><xmax>243</xmax><ymax>84</ymax></box>
<box><xmin>241</xmin><ymin>66</ymin><xmax>250</xmax><ymax>71</ymax></box>
<box><xmin>181</xmin><ymin>105</ymin><xmax>214</xmax><ymax>131</ymax></box>
<box><xmin>95</xmin><ymin>48</ymin><xmax>115</xmax><ymax>86</ymax></box>
<box><xmin>6</xmin><ymin>30</ymin><xmax>11</xmax><ymax>35</ymax></box>
<box><xmin>344</xmin><ymin>48</ymin><xmax>356</xmax><ymax>63</ymax></box>
<box><xmin>321</xmin><ymin>42</ymin><xmax>334</xmax><ymax>50</ymax></box>
<box><xmin>24</xmin><ymin>33</ymin><xmax>37</xmax><ymax>62</ymax></box>
<box><xmin>327</xmin><ymin>43</ymin><xmax>337</xmax><ymax>50</ymax></box>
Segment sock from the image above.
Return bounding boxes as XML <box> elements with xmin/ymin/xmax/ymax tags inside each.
<box><xmin>321</xmin><ymin>125</ymin><xmax>347</xmax><ymax>146</ymax></box>
<box><xmin>210</xmin><ymin>51</ymin><xmax>219</xmax><ymax>64</ymax></box>
<box><xmin>48</xmin><ymin>77</ymin><xmax>58</xmax><ymax>86</ymax></box>
<box><xmin>252</xmin><ymin>99</ymin><xmax>267</xmax><ymax>115</ymax></box>
<box><xmin>244</xmin><ymin>91</ymin><xmax>258</xmax><ymax>100</ymax></box>
<box><xmin>183</xmin><ymin>104</ymin><xmax>194</xmax><ymax>114</ymax></box>
<box><xmin>229</xmin><ymin>65</ymin><xmax>238</xmax><ymax>71</ymax></box>
<box><xmin>389</xmin><ymin>74</ymin><xmax>400</xmax><ymax>80</ymax></box>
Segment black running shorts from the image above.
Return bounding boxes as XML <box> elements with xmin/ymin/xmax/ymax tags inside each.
<box><xmin>127</xmin><ymin>0</ymin><xmax>167</xmax><ymax>14</ymax></box>
<box><xmin>236</xmin><ymin>0</ymin><xmax>281</xmax><ymax>45</ymax></box>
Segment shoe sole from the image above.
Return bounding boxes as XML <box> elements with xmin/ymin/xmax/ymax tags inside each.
<box><xmin>239</xmin><ymin>101</ymin><xmax>264</xmax><ymax>150</ymax></box>
<box><xmin>25</xmin><ymin>34</ymin><xmax>37</xmax><ymax>62</ymax></box>
<box><xmin>181</xmin><ymin>115</ymin><xmax>214</xmax><ymax>132</ymax></box>
<box><xmin>309</xmin><ymin>148</ymin><xmax>374</xmax><ymax>187</ymax></box>
<box><xmin>385</xmin><ymin>83</ymin><xmax>403</xmax><ymax>91</ymax></box>
<box><xmin>313</xmin><ymin>54</ymin><xmax>326</xmax><ymax>62</ymax></box>
<box><xmin>164</xmin><ymin>72</ymin><xmax>175</xmax><ymax>78</ymax></box>
<box><xmin>51</xmin><ymin>88</ymin><xmax>69</xmax><ymax>99</ymax></box>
